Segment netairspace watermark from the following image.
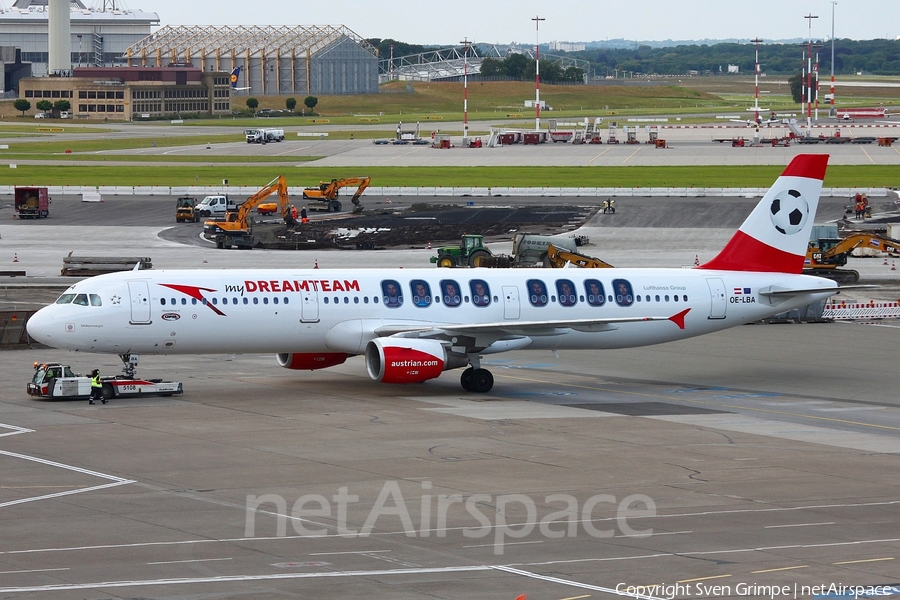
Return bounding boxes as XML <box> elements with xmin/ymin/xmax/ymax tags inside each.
<box><xmin>245</xmin><ymin>480</ymin><xmax>656</xmax><ymax>555</ymax></box>
<box><xmin>616</xmin><ymin>583</ymin><xmax>900</xmax><ymax>600</ymax></box>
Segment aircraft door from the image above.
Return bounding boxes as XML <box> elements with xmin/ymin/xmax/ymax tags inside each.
<box><xmin>300</xmin><ymin>286</ymin><xmax>319</xmax><ymax>322</ymax></box>
<box><xmin>127</xmin><ymin>280</ymin><xmax>151</xmax><ymax>324</ymax></box>
<box><xmin>706</xmin><ymin>278</ymin><xmax>727</xmax><ymax>319</ymax></box>
<box><xmin>502</xmin><ymin>285</ymin><xmax>520</xmax><ymax>320</ymax></box>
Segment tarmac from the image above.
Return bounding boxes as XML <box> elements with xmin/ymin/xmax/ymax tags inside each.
<box><xmin>1</xmin><ymin>123</ymin><xmax>900</xmax><ymax>598</ymax></box>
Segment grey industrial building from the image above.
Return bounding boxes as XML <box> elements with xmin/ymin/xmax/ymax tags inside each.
<box><xmin>0</xmin><ymin>0</ymin><xmax>159</xmax><ymax>82</ymax></box>
<box><xmin>2</xmin><ymin>1</ymin><xmax>378</xmax><ymax>98</ymax></box>
<box><xmin>124</xmin><ymin>25</ymin><xmax>378</xmax><ymax>96</ymax></box>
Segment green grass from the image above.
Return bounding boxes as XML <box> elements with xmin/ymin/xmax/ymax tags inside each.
<box><xmin>0</xmin><ymin>164</ymin><xmax>893</xmax><ymax>188</ymax></box>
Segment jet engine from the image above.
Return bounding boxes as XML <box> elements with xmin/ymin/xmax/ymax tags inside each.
<box><xmin>276</xmin><ymin>352</ymin><xmax>348</xmax><ymax>370</ymax></box>
<box><xmin>365</xmin><ymin>338</ymin><xmax>463</xmax><ymax>384</ymax></box>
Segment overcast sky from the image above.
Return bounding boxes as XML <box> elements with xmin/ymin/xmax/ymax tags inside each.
<box><xmin>139</xmin><ymin>0</ymin><xmax>898</xmax><ymax>46</ymax></box>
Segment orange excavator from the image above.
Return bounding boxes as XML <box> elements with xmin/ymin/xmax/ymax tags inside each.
<box><xmin>303</xmin><ymin>177</ymin><xmax>370</xmax><ymax>213</ymax></box>
<box><xmin>203</xmin><ymin>175</ymin><xmax>294</xmax><ymax>249</ymax></box>
<box><xmin>805</xmin><ymin>232</ymin><xmax>900</xmax><ymax>284</ymax></box>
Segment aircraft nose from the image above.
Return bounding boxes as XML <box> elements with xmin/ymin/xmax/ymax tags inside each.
<box><xmin>26</xmin><ymin>307</ymin><xmax>57</xmax><ymax>346</ymax></box>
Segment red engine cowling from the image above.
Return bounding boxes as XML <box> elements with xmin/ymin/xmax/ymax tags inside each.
<box><xmin>276</xmin><ymin>352</ymin><xmax>348</xmax><ymax>370</ymax></box>
<box><xmin>365</xmin><ymin>338</ymin><xmax>446</xmax><ymax>384</ymax></box>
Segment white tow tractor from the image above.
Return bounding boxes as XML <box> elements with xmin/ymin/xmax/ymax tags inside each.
<box><xmin>27</xmin><ymin>354</ymin><xmax>183</xmax><ymax>401</ymax></box>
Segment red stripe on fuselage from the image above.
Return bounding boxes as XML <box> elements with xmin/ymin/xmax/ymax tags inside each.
<box><xmin>698</xmin><ymin>230</ymin><xmax>805</xmax><ymax>273</ymax></box>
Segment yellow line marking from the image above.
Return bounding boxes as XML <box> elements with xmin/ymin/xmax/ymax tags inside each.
<box><xmin>677</xmin><ymin>574</ymin><xmax>732</xmax><ymax>583</ymax></box>
<box><xmin>752</xmin><ymin>565</ymin><xmax>808</xmax><ymax>573</ymax></box>
<box><xmin>861</xmin><ymin>146</ymin><xmax>874</xmax><ymax>163</ymax></box>
<box><xmin>587</xmin><ymin>146</ymin><xmax>611</xmax><ymax>165</ymax></box>
<box><xmin>495</xmin><ymin>373</ymin><xmax>900</xmax><ymax>433</ymax></box>
<box><xmin>558</xmin><ymin>595</ymin><xmax>591</xmax><ymax>600</ymax></box>
<box><xmin>833</xmin><ymin>557</ymin><xmax>894</xmax><ymax>565</ymax></box>
<box><xmin>623</xmin><ymin>146</ymin><xmax>642</xmax><ymax>164</ymax></box>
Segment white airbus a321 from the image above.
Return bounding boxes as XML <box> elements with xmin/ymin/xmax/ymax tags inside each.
<box><xmin>27</xmin><ymin>154</ymin><xmax>838</xmax><ymax>393</ymax></box>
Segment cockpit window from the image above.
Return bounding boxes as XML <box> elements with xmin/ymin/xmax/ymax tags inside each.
<box><xmin>89</xmin><ymin>294</ymin><xmax>102</xmax><ymax>306</ymax></box>
<box><xmin>72</xmin><ymin>294</ymin><xmax>89</xmax><ymax>306</ymax></box>
<box><xmin>55</xmin><ymin>293</ymin><xmax>76</xmax><ymax>304</ymax></box>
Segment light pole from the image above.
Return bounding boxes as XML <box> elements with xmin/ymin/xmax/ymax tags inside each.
<box><xmin>830</xmin><ymin>1</ymin><xmax>837</xmax><ymax>117</ymax></box>
<box><xmin>460</xmin><ymin>37</ymin><xmax>470</xmax><ymax>145</ymax></box>
<box><xmin>751</xmin><ymin>38</ymin><xmax>762</xmax><ymax>125</ymax></box>
<box><xmin>804</xmin><ymin>13</ymin><xmax>818</xmax><ymax>130</ymax></box>
<box><xmin>532</xmin><ymin>15</ymin><xmax>545</xmax><ymax>131</ymax></box>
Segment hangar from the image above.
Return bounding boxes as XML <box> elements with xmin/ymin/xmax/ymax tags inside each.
<box><xmin>124</xmin><ymin>25</ymin><xmax>379</xmax><ymax>97</ymax></box>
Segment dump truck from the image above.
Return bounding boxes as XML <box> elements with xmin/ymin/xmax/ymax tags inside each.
<box><xmin>14</xmin><ymin>186</ymin><xmax>50</xmax><ymax>219</ymax></box>
<box><xmin>203</xmin><ymin>175</ymin><xmax>294</xmax><ymax>249</ymax></box>
<box><xmin>175</xmin><ymin>196</ymin><xmax>199</xmax><ymax>223</ymax></box>
<box><xmin>303</xmin><ymin>177</ymin><xmax>370</xmax><ymax>213</ymax></box>
<box><xmin>431</xmin><ymin>233</ymin><xmax>588</xmax><ymax>268</ymax></box>
<box><xmin>27</xmin><ymin>357</ymin><xmax>182</xmax><ymax>401</ymax></box>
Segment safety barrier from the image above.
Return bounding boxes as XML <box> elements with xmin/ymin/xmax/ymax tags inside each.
<box><xmin>2</xmin><ymin>186</ymin><xmax>893</xmax><ymax>198</ymax></box>
<box><xmin>822</xmin><ymin>301</ymin><xmax>900</xmax><ymax>320</ymax></box>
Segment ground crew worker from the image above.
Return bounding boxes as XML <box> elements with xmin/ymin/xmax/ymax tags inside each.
<box><xmin>89</xmin><ymin>369</ymin><xmax>106</xmax><ymax>405</ymax></box>
<box><xmin>290</xmin><ymin>205</ymin><xmax>298</xmax><ymax>221</ymax></box>
<box><xmin>300</xmin><ymin>207</ymin><xmax>309</xmax><ymax>224</ymax></box>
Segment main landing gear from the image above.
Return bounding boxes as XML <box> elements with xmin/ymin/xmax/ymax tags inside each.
<box><xmin>459</xmin><ymin>352</ymin><xmax>494</xmax><ymax>393</ymax></box>
<box><xmin>460</xmin><ymin>367</ymin><xmax>494</xmax><ymax>393</ymax></box>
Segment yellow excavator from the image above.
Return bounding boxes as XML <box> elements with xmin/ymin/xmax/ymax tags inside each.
<box><xmin>203</xmin><ymin>175</ymin><xmax>294</xmax><ymax>249</ymax></box>
<box><xmin>544</xmin><ymin>244</ymin><xmax>615</xmax><ymax>269</ymax></box>
<box><xmin>303</xmin><ymin>177</ymin><xmax>370</xmax><ymax>213</ymax></box>
<box><xmin>805</xmin><ymin>232</ymin><xmax>900</xmax><ymax>284</ymax></box>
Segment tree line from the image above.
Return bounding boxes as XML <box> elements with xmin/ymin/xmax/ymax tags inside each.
<box><xmin>368</xmin><ymin>38</ymin><xmax>900</xmax><ymax>78</ymax></box>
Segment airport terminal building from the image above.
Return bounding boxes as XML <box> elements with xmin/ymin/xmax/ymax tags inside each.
<box><xmin>19</xmin><ymin>65</ymin><xmax>232</xmax><ymax>120</ymax></box>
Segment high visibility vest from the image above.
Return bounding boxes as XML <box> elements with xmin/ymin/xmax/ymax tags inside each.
<box><xmin>91</xmin><ymin>375</ymin><xmax>102</xmax><ymax>388</ymax></box>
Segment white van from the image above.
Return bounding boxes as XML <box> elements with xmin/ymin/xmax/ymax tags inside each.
<box><xmin>195</xmin><ymin>195</ymin><xmax>232</xmax><ymax>217</ymax></box>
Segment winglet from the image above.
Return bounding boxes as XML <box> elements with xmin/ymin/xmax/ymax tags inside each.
<box><xmin>699</xmin><ymin>154</ymin><xmax>828</xmax><ymax>273</ymax></box>
<box><xmin>668</xmin><ymin>308</ymin><xmax>691</xmax><ymax>330</ymax></box>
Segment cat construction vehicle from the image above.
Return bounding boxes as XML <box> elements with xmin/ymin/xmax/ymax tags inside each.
<box><xmin>303</xmin><ymin>177</ymin><xmax>370</xmax><ymax>213</ymax></box>
<box><xmin>544</xmin><ymin>244</ymin><xmax>615</xmax><ymax>269</ymax></box>
<box><xmin>175</xmin><ymin>195</ymin><xmax>199</xmax><ymax>222</ymax></box>
<box><xmin>805</xmin><ymin>229</ymin><xmax>900</xmax><ymax>284</ymax></box>
<box><xmin>203</xmin><ymin>175</ymin><xmax>294</xmax><ymax>249</ymax></box>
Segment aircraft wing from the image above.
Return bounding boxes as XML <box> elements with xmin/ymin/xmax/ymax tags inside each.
<box><xmin>374</xmin><ymin>311</ymin><xmax>688</xmax><ymax>351</ymax></box>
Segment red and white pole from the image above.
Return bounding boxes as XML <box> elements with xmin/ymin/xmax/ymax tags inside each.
<box><xmin>532</xmin><ymin>15</ymin><xmax>545</xmax><ymax>131</ymax></box>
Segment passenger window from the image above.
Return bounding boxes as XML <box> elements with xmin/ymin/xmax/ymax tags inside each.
<box><xmin>89</xmin><ymin>294</ymin><xmax>102</xmax><ymax>306</ymax></box>
<box><xmin>584</xmin><ymin>279</ymin><xmax>605</xmax><ymax>307</ymax></box>
<box><xmin>469</xmin><ymin>279</ymin><xmax>491</xmax><ymax>307</ymax></box>
<box><xmin>527</xmin><ymin>279</ymin><xmax>548</xmax><ymax>307</ymax></box>
<box><xmin>440</xmin><ymin>279</ymin><xmax>461</xmax><ymax>307</ymax></box>
<box><xmin>410</xmin><ymin>279</ymin><xmax>432</xmax><ymax>307</ymax></box>
<box><xmin>612</xmin><ymin>279</ymin><xmax>634</xmax><ymax>307</ymax></box>
<box><xmin>556</xmin><ymin>279</ymin><xmax>577</xmax><ymax>307</ymax></box>
<box><xmin>381</xmin><ymin>279</ymin><xmax>403</xmax><ymax>308</ymax></box>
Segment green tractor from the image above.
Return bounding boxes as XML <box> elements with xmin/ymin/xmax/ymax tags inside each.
<box><xmin>429</xmin><ymin>234</ymin><xmax>493</xmax><ymax>268</ymax></box>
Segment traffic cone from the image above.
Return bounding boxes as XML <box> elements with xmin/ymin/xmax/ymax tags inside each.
<box><xmin>885</xmin><ymin>257</ymin><xmax>889</xmax><ymax>265</ymax></box>
<box><xmin>314</xmin><ymin>259</ymin><xmax>319</xmax><ymax>269</ymax></box>
<box><xmin>427</xmin><ymin>242</ymin><xmax>432</xmax><ymax>249</ymax></box>
<box><xmin>694</xmin><ymin>254</ymin><xmax>699</xmax><ymax>266</ymax></box>
<box><xmin>13</xmin><ymin>253</ymin><xmax>18</xmax><ymax>262</ymax></box>
<box><xmin>892</xmin><ymin>261</ymin><xmax>896</xmax><ymax>271</ymax></box>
